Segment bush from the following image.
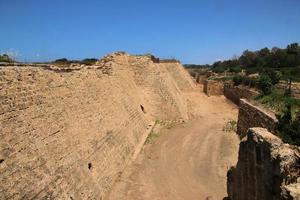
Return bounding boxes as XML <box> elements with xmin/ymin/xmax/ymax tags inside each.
<box><xmin>223</xmin><ymin>120</ymin><xmax>237</xmax><ymax>132</ymax></box>
<box><xmin>257</xmin><ymin>74</ymin><xmax>273</xmax><ymax>95</ymax></box>
<box><xmin>277</xmin><ymin>102</ymin><xmax>300</xmax><ymax>145</ymax></box>
<box><xmin>229</xmin><ymin>66</ymin><xmax>242</xmax><ymax>73</ymax></box>
<box><xmin>212</xmin><ymin>66</ymin><xmax>226</xmax><ymax>73</ymax></box>
<box><xmin>290</xmin><ymin>112</ymin><xmax>300</xmax><ymax>145</ymax></box>
<box><xmin>264</xmin><ymin>69</ymin><xmax>282</xmax><ymax>85</ymax></box>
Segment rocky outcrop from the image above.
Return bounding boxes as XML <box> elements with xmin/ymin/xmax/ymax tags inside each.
<box><xmin>237</xmin><ymin>99</ymin><xmax>278</xmax><ymax>138</ymax></box>
<box><xmin>227</xmin><ymin>128</ymin><xmax>300</xmax><ymax>200</ymax></box>
<box><xmin>0</xmin><ymin>52</ymin><xmax>195</xmax><ymax>199</ymax></box>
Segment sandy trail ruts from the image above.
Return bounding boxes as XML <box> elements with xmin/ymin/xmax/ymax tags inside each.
<box><xmin>107</xmin><ymin>88</ymin><xmax>240</xmax><ymax>200</ymax></box>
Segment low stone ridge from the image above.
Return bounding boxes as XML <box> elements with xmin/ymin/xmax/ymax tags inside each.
<box><xmin>237</xmin><ymin>99</ymin><xmax>278</xmax><ymax>138</ymax></box>
<box><xmin>224</xmin><ymin>83</ymin><xmax>260</xmax><ymax>105</ymax></box>
<box><xmin>0</xmin><ymin>52</ymin><xmax>195</xmax><ymax>199</ymax></box>
<box><xmin>227</xmin><ymin>127</ymin><xmax>300</xmax><ymax>200</ymax></box>
<box><xmin>203</xmin><ymin>80</ymin><xmax>224</xmax><ymax>96</ymax></box>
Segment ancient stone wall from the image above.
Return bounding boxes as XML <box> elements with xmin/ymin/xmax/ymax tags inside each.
<box><xmin>227</xmin><ymin>128</ymin><xmax>300</xmax><ymax>200</ymax></box>
<box><xmin>0</xmin><ymin>52</ymin><xmax>194</xmax><ymax>199</ymax></box>
<box><xmin>203</xmin><ymin>80</ymin><xmax>224</xmax><ymax>96</ymax></box>
<box><xmin>224</xmin><ymin>83</ymin><xmax>260</xmax><ymax>105</ymax></box>
<box><xmin>197</xmin><ymin>75</ymin><xmax>207</xmax><ymax>84</ymax></box>
<box><xmin>237</xmin><ymin>99</ymin><xmax>278</xmax><ymax>138</ymax></box>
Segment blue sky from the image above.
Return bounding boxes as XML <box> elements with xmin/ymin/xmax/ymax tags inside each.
<box><xmin>1</xmin><ymin>0</ymin><xmax>300</xmax><ymax>64</ymax></box>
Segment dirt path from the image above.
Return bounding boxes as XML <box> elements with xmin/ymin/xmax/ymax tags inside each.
<box><xmin>107</xmin><ymin>88</ymin><xmax>240</xmax><ymax>200</ymax></box>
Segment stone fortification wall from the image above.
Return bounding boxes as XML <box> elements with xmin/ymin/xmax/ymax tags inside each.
<box><xmin>203</xmin><ymin>80</ymin><xmax>224</xmax><ymax>96</ymax></box>
<box><xmin>224</xmin><ymin>83</ymin><xmax>260</xmax><ymax>105</ymax></box>
<box><xmin>237</xmin><ymin>99</ymin><xmax>278</xmax><ymax>139</ymax></box>
<box><xmin>0</xmin><ymin>52</ymin><xmax>194</xmax><ymax>199</ymax></box>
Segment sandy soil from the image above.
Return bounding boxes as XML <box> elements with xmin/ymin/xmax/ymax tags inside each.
<box><xmin>107</xmin><ymin>86</ymin><xmax>240</xmax><ymax>200</ymax></box>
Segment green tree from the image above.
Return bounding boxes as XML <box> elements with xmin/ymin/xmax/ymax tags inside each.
<box><xmin>258</xmin><ymin>74</ymin><xmax>273</xmax><ymax>95</ymax></box>
<box><xmin>239</xmin><ymin>50</ymin><xmax>259</xmax><ymax>68</ymax></box>
<box><xmin>264</xmin><ymin>69</ymin><xmax>282</xmax><ymax>85</ymax></box>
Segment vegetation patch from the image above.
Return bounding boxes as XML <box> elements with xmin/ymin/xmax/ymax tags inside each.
<box><xmin>52</xmin><ymin>58</ymin><xmax>98</xmax><ymax>66</ymax></box>
<box><xmin>223</xmin><ymin>120</ymin><xmax>237</xmax><ymax>132</ymax></box>
<box><xmin>145</xmin><ymin>119</ymin><xmax>184</xmax><ymax>144</ymax></box>
<box><xmin>145</xmin><ymin>131</ymin><xmax>160</xmax><ymax>144</ymax></box>
<box><xmin>277</xmin><ymin>103</ymin><xmax>300</xmax><ymax>146</ymax></box>
<box><xmin>255</xmin><ymin>90</ymin><xmax>300</xmax><ymax>116</ymax></box>
<box><xmin>155</xmin><ymin>119</ymin><xmax>183</xmax><ymax>129</ymax></box>
<box><xmin>254</xmin><ymin>89</ymin><xmax>300</xmax><ymax>145</ymax></box>
<box><xmin>210</xmin><ymin>43</ymin><xmax>300</xmax><ymax>79</ymax></box>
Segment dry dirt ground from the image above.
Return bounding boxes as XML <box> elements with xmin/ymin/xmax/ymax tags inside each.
<box><xmin>107</xmin><ymin>85</ymin><xmax>240</xmax><ymax>200</ymax></box>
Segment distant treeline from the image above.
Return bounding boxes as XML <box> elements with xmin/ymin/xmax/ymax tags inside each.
<box><xmin>53</xmin><ymin>58</ymin><xmax>98</xmax><ymax>65</ymax></box>
<box><xmin>0</xmin><ymin>54</ymin><xmax>14</xmax><ymax>63</ymax></box>
<box><xmin>212</xmin><ymin>43</ymin><xmax>300</xmax><ymax>72</ymax></box>
<box><xmin>0</xmin><ymin>54</ymin><xmax>98</xmax><ymax>66</ymax></box>
<box><xmin>184</xmin><ymin>64</ymin><xmax>210</xmax><ymax>69</ymax></box>
<box><xmin>186</xmin><ymin>43</ymin><xmax>300</xmax><ymax>81</ymax></box>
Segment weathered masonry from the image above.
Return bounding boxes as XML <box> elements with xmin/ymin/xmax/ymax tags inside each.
<box><xmin>0</xmin><ymin>52</ymin><xmax>195</xmax><ymax>199</ymax></box>
<box><xmin>227</xmin><ymin>128</ymin><xmax>300</xmax><ymax>200</ymax></box>
<box><xmin>224</xmin><ymin>83</ymin><xmax>260</xmax><ymax>105</ymax></box>
<box><xmin>203</xmin><ymin>80</ymin><xmax>224</xmax><ymax>96</ymax></box>
<box><xmin>237</xmin><ymin>99</ymin><xmax>278</xmax><ymax>139</ymax></box>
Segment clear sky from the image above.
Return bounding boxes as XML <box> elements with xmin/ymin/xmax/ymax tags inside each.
<box><xmin>1</xmin><ymin>0</ymin><xmax>300</xmax><ymax>64</ymax></box>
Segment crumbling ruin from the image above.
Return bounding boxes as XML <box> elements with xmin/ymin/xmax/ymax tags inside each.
<box><xmin>227</xmin><ymin>128</ymin><xmax>300</xmax><ymax>200</ymax></box>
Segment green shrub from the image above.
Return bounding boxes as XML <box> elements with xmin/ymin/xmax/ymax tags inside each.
<box><xmin>264</xmin><ymin>69</ymin><xmax>282</xmax><ymax>85</ymax></box>
<box><xmin>255</xmin><ymin>89</ymin><xmax>300</xmax><ymax>115</ymax></box>
<box><xmin>257</xmin><ymin>74</ymin><xmax>273</xmax><ymax>95</ymax></box>
<box><xmin>223</xmin><ymin>120</ymin><xmax>237</xmax><ymax>132</ymax></box>
<box><xmin>290</xmin><ymin>112</ymin><xmax>300</xmax><ymax>145</ymax></box>
<box><xmin>229</xmin><ymin>66</ymin><xmax>242</xmax><ymax>73</ymax></box>
<box><xmin>277</xmin><ymin>102</ymin><xmax>300</xmax><ymax>145</ymax></box>
<box><xmin>212</xmin><ymin>66</ymin><xmax>226</xmax><ymax>73</ymax></box>
<box><xmin>255</xmin><ymin>90</ymin><xmax>285</xmax><ymax>112</ymax></box>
